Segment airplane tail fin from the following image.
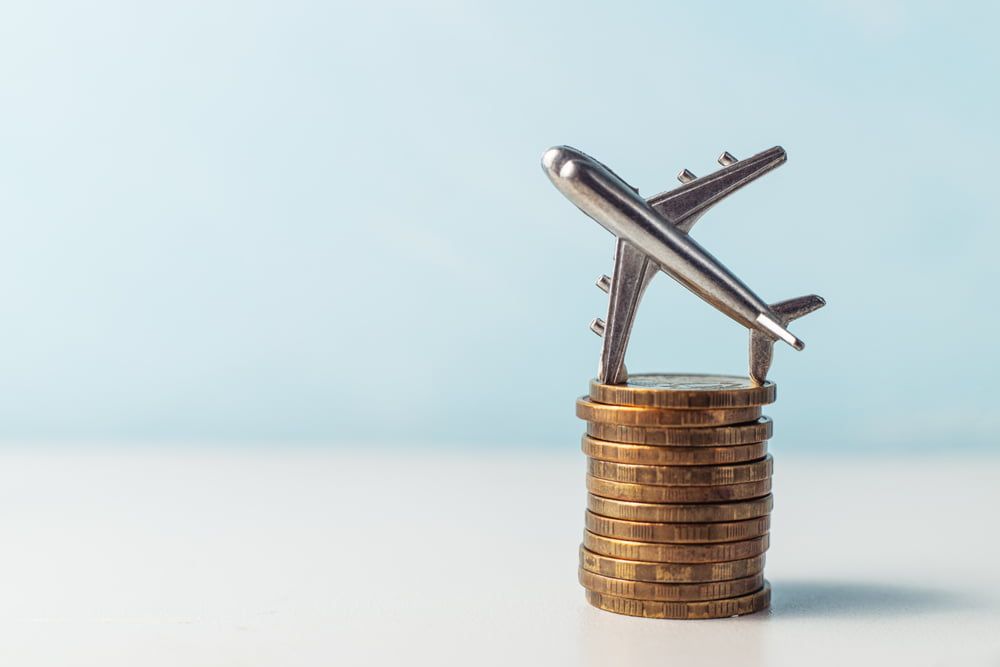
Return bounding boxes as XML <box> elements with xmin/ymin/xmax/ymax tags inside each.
<box><xmin>749</xmin><ymin>295</ymin><xmax>826</xmax><ymax>384</ymax></box>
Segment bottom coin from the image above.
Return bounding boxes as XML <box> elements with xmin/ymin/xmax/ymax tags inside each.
<box><xmin>585</xmin><ymin>581</ymin><xmax>771</xmax><ymax>619</ymax></box>
<box><xmin>580</xmin><ymin>547</ymin><xmax>766</xmax><ymax>583</ymax></box>
<box><xmin>579</xmin><ymin>569</ymin><xmax>764</xmax><ymax>601</ymax></box>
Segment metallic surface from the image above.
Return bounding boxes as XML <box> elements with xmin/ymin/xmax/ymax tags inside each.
<box><xmin>576</xmin><ymin>398</ymin><xmax>761</xmax><ymax>428</ymax></box>
<box><xmin>587</xmin><ymin>455</ymin><xmax>772</xmax><ymax>486</ymax></box>
<box><xmin>749</xmin><ymin>295</ymin><xmax>827</xmax><ymax>384</ymax></box>
<box><xmin>584</xmin><ymin>582</ymin><xmax>770</xmax><ymax>619</ymax></box>
<box><xmin>579</xmin><ymin>569</ymin><xmax>764</xmax><ymax>602</ymax></box>
<box><xmin>587</xmin><ymin>494</ymin><xmax>773</xmax><ymax>523</ymax></box>
<box><xmin>542</xmin><ymin>144</ymin><xmax>824</xmax><ymax>384</ymax></box>
<box><xmin>579</xmin><ymin>547</ymin><xmax>766</xmax><ymax>584</ymax></box>
<box><xmin>595</xmin><ymin>238</ymin><xmax>658</xmax><ymax>383</ymax></box>
<box><xmin>541</xmin><ymin>145</ymin><xmax>790</xmax><ymax>333</ymax></box>
<box><xmin>585</xmin><ymin>511</ymin><xmax>770</xmax><ymax>544</ymax></box>
<box><xmin>585</xmin><ymin>417</ymin><xmax>772</xmax><ymax>446</ymax></box>
<box><xmin>589</xmin><ymin>374</ymin><xmax>775</xmax><ymax>409</ymax></box>
<box><xmin>581</xmin><ymin>436</ymin><xmax>768</xmax><ymax>465</ymax></box>
<box><xmin>587</xmin><ymin>475</ymin><xmax>772</xmax><ymax>503</ymax></box>
<box><xmin>583</xmin><ymin>531</ymin><xmax>769</xmax><ymax>563</ymax></box>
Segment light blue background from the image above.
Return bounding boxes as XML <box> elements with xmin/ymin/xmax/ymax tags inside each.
<box><xmin>1</xmin><ymin>1</ymin><xmax>998</xmax><ymax>450</ymax></box>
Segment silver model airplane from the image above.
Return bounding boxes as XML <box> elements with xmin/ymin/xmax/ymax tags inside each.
<box><xmin>541</xmin><ymin>145</ymin><xmax>825</xmax><ymax>385</ymax></box>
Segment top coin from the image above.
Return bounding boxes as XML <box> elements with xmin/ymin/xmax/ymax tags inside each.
<box><xmin>590</xmin><ymin>374</ymin><xmax>776</xmax><ymax>409</ymax></box>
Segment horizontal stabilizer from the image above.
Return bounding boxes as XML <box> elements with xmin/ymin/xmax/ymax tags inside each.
<box><xmin>770</xmin><ymin>295</ymin><xmax>826</xmax><ymax>322</ymax></box>
<box><xmin>749</xmin><ymin>294</ymin><xmax>826</xmax><ymax>384</ymax></box>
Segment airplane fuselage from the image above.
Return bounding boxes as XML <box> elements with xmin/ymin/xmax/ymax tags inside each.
<box><xmin>542</xmin><ymin>145</ymin><xmax>803</xmax><ymax>350</ymax></box>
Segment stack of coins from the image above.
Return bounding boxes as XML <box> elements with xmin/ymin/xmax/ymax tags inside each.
<box><xmin>575</xmin><ymin>374</ymin><xmax>776</xmax><ymax>619</ymax></box>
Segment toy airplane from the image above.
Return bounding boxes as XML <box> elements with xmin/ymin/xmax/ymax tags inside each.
<box><xmin>541</xmin><ymin>145</ymin><xmax>824</xmax><ymax>385</ymax></box>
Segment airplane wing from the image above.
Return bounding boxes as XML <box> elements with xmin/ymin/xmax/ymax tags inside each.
<box><xmin>593</xmin><ymin>147</ymin><xmax>788</xmax><ymax>384</ymax></box>
<box><xmin>645</xmin><ymin>146</ymin><xmax>786</xmax><ymax>234</ymax></box>
<box><xmin>596</xmin><ymin>238</ymin><xmax>658</xmax><ymax>384</ymax></box>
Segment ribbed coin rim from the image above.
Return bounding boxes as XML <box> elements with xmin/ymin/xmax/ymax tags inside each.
<box><xmin>579</xmin><ymin>546</ymin><xmax>767</xmax><ymax>583</ymax></box>
<box><xmin>587</xmin><ymin>455</ymin><xmax>773</xmax><ymax>486</ymax></box>
<box><xmin>587</xmin><ymin>494</ymin><xmax>774</xmax><ymax>522</ymax></box>
<box><xmin>579</xmin><ymin>569</ymin><xmax>765</xmax><ymax>601</ymax></box>
<box><xmin>585</xmin><ymin>511</ymin><xmax>771</xmax><ymax>543</ymax></box>
<box><xmin>576</xmin><ymin>398</ymin><xmax>763</xmax><ymax>427</ymax></box>
<box><xmin>590</xmin><ymin>374</ymin><xmax>776</xmax><ymax>409</ymax></box>
<box><xmin>582</xmin><ymin>436</ymin><xmax>769</xmax><ymax>465</ymax></box>
<box><xmin>587</xmin><ymin>475</ymin><xmax>773</xmax><ymax>503</ymax></box>
<box><xmin>583</xmin><ymin>531</ymin><xmax>770</xmax><ymax>563</ymax></box>
<box><xmin>585</xmin><ymin>417</ymin><xmax>773</xmax><ymax>446</ymax></box>
<box><xmin>584</xmin><ymin>581</ymin><xmax>771</xmax><ymax>619</ymax></box>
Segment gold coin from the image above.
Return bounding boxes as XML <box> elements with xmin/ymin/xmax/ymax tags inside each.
<box><xmin>585</xmin><ymin>511</ymin><xmax>770</xmax><ymax>544</ymax></box>
<box><xmin>577</xmin><ymin>398</ymin><xmax>761</xmax><ymax>427</ymax></box>
<box><xmin>585</xmin><ymin>581</ymin><xmax>771</xmax><ymax>619</ymax></box>
<box><xmin>586</xmin><ymin>417</ymin><xmax>773</xmax><ymax>446</ymax></box>
<box><xmin>583</xmin><ymin>531</ymin><xmax>769</xmax><ymax>562</ymax></box>
<box><xmin>582</xmin><ymin>436</ymin><xmax>768</xmax><ymax>466</ymax></box>
<box><xmin>588</xmin><ymin>494</ymin><xmax>774</xmax><ymax>523</ymax></box>
<box><xmin>580</xmin><ymin>547</ymin><xmax>766</xmax><ymax>583</ymax></box>
<box><xmin>590</xmin><ymin>374</ymin><xmax>776</xmax><ymax>409</ymax></box>
<box><xmin>588</xmin><ymin>456</ymin><xmax>773</xmax><ymax>486</ymax></box>
<box><xmin>587</xmin><ymin>475</ymin><xmax>772</xmax><ymax>503</ymax></box>
<box><xmin>579</xmin><ymin>569</ymin><xmax>765</xmax><ymax>602</ymax></box>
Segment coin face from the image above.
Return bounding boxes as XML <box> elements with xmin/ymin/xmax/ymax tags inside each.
<box><xmin>587</xmin><ymin>455</ymin><xmax>773</xmax><ymax>486</ymax></box>
<box><xmin>616</xmin><ymin>374</ymin><xmax>759</xmax><ymax>390</ymax></box>
<box><xmin>580</xmin><ymin>547</ymin><xmax>766</xmax><ymax>583</ymax></box>
<box><xmin>590</xmin><ymin>374</ymin><xmax>776</xmax><ymax>409</ymax></box>
<box><xmin>582</xmin><ymin>436</ymin><xmax>768</xmax><ymax>465</ymax></box>
<box><xmin>585</xmin><ymin>582</ymin><xmax>771</xmax><ymax>619</ymax></box>
<box><xmin>587</xmin><ymin>494</ymin><xmax>773</xmax><ymax>523</ymax></box>
<box><xmin>587</xmin><ymin>475</ymin><xmax>772</xmax><ymax>503</ymax></box>
<box><xmin>586</xmin><ymin>418</ymin><xmax>773</xmax><ymax>446</ymax></box>
<box><xmin>579</xmin><ymin>569</ymin><xmax>764</xmax><ymax>602</ymax></box>
<box><xmin>585</xmin><ymin>511</ymin><xmax>770</xmax><ymax>544</ymax></box>
<box><xmin>583</xmin><ymin>531</ymin><xmax>769</xmax><ymax>563</ymax></box>
<box><xmin>576</xmin><ymin>398</ymin><xmax>762</xmax><ymax>427</ymax></box>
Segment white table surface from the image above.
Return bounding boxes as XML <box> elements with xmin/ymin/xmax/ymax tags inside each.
<box><xmin>2</xmin><ymin>447</ymin><xmax>998</xmax><ymax>666</ymax></box>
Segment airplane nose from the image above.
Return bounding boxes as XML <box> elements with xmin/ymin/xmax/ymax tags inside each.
<box><xmin>541</xmin><ymin>146</ymin><xmax>568</xmax><ymax>175</ymax></box>
<box><xmin>541</xmin><ymin>145</ymin><xmax>588</xmax><ymax>180</ymax></box>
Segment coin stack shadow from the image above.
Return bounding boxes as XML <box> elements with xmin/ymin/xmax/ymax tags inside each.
<box><xmin>575</xmin><ymin>375</ymin><xmax>777</xmax><ymax>619</ymax></box>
